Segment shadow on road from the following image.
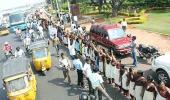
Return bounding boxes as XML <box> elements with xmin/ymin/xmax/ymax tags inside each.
<box><xmin>48</xmin><ymin>78</ymin><xmax>70</xmax><ymax>88</ymax></box>
<box><xmin>48</xmin><ymin>78</ymin><xmax>87</xmax><ymax>96</ymax></box>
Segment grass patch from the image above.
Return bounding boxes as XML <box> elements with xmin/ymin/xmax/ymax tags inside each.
<box><xmin>135</xmin><ymin>9</ymin><xmax>170</xmax><ymax>36</ymax></box>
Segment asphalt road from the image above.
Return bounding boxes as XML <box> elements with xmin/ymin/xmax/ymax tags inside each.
<box><xmin>0</xmin><ymin>32</ymin><xmax>157</xmax><ymax>100</ymax></box>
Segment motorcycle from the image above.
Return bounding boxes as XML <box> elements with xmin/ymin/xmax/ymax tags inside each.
<box><xmin>138</xmin><ymin>44</ymin><xmax>161</xmax><ymax>63</ymax></box>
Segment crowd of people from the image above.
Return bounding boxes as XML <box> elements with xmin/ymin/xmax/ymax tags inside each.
<box><xmin>1</xmin><ymin>8</ymin><xmax>170</xmax><ymax>100</ymax></box>
<box><xmin>50</xmin><ymin>18</ymin><xmax>170</xmax><ymax>100</ymax></box>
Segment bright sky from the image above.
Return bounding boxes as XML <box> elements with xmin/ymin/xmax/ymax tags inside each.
<box><xmin>0</xmin><ymin>0</ymin><xmax>45</xmax><ymax>11</ymax></box>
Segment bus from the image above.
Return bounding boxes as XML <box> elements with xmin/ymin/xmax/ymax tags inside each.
<box><xmin>9</xmin><ymin>12</ymin><xmax>27</xmax><ymax>32</ymax></box>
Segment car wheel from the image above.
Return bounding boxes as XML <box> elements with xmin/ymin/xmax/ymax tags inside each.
<box><xmin>157</xmin><ymin>70</ymin><xmax>170</xmax><ymax>85</ymax></box>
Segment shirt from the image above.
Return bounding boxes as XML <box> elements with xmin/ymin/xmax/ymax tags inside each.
<box><xmin>68</xmin><ymin>39</ymin><xmax>76</xmax><ymax>56</ymax></box>
<box><xmin>78</xmin><ymin>27</ymin><xmax>83</xmax><ymax>34</ymax></box>
<box><xmin>75</xmin><ymin>41</ymin><xmax>80</xmax><ymax>52</ymax></box>
<box><xmin>82</xmin><ymin>63</ymin><xmax>92</xmax><ymax>78</ymax></box>
<box><xmin>89</xmin><ymin>73</ymin><xmax>104</xmax><ymax>89</ymax></box>
<box><xmin>15</xmin><ymin>49</ymin><xmax>24</xmax><ymax>57</ymax></box>
<box><xmin>73</xmin><ymin>59</ymin><xmax>83</xmax><ymax>70</ymax></box>
<box><xmin>24</xmin><ymin>37</ymin><xmax>31</xmax><ymax>46</ymax></box>
<box><xmin>131</xmin><ymin>40</ymin><xmax>137</xmax><ymax>53</ymax></box>
<box><xmin>59</xmin><ymin>58</ymin><xmax>70</xmax><ymax>69</ymax></box>
<box><xmin>3</xmin><ymin>45</ymin><xmax>12</xmax><ymax>52</ymax></box>
<box><xmin>38</xmin><ymin>26</ymin><xmax>43</xmax><ymax>33</ymax></box>
<box><xmin>121</xmin><ymin>21</ymin><xmax>127</xmax><ymax>27</ymax></box>
<box><xmin>53</xmin><ymin>37</ymin><xmax>60</xmax><ymax>46</ymax></box>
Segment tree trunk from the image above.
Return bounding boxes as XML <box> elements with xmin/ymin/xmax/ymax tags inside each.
<box><xmin>110</xmin><ymin>0</ymin><xmax>125</xmax><ymax>17</ymax></box>
<box><xmin>112</xmin><ymin>7</ymin><xmax>118</xmax><ymax>17</ymax></box>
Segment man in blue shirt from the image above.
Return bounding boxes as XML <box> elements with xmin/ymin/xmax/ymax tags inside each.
<box><xmin>73</xmin><ymin>55</ymin><xmax>84</xmax><ymax>88</ymax></box>
<box><xmin>131</xmin><ymin>36</ymin><xmax>138</xmax><ymax>66</ymax></box>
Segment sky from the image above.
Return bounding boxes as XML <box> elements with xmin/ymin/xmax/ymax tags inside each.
<box><xmin>0</xmin><ymin>0</ymin><xmax>45</xmax><ymax>11</ymax></box>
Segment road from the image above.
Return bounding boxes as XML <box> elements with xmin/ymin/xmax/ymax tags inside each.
<box><xmin>0</xmin><ymin>33</ymin><xmax>156</xmax><ymax>100</ymax></box>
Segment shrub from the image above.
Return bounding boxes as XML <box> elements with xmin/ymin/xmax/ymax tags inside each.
<box><xmin>125</xmin><ymin>15</ymin><xmax>146</xmax><ymax>24</ymax></box>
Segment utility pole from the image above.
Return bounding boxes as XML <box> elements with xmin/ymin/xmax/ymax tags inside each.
<box><xmin>67</xmin><ymin>0</ymin><xmax>71</xmax><ymax>14</ymax></box>
<box><xmin>67</xmin><ymin>0</ymin><xmax>72</xmax><ymax>23</ymax></box>
<box><xmin>56</xmin><ymin>0</ymin><xmax>60</xmax><ymax>18</ymax></box>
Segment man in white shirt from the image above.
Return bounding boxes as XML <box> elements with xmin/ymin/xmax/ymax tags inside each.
<box><xmin>71</xmin><ymin>22</ymin><xmax>76</xmax><ymax>31</ymax></box>
<box><xmin>23</xmin><ymin>36</ymin><xmax>31</xmax><ymax>52</ymax></box>
<box><xmin>59</xmin><ymin>53</ymin><xmax>71</xmax><ymax>85</ymax></box>
<box><xmin>89</xmin><ymin>69</ymin><xmax>113</xmax><ymax>100</ymax></box>
<box><xmin>121</xmin><ymin>18</ymin><xmax>128</xmax><ymax>32</ymax></box>
<box><xmin>68</xmin><ymin>38</ymin><xmax>76</xmax><ymax>59</ymax></box>
<box><xmin>15</xmin><ymin>47</ymin><xmax>24</xmax><ymax>57</ymax></box>
<box><xmin>38</xmin><ymin>24</ymin><xmax>44</xmax><ymax>39</ymax></box>
<box><xmin>78</xmin><ymin>26</ymin><xmax>83</xmax><ymax>34</ymax></box>
<box><xmin>73</xmin><ymin>55</ymin><xmax>84</xmax><ymax>87</ymax></box>
<box><xmin>82</xmin><ymin>58</ymin><xmax>93</xmax><ymax>94</ymax></box>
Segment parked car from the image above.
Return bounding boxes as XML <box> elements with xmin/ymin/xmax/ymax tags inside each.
<box><xmin>0</xmin><ymin>25</ymin><xmax>9</xmax><ymax>36</ymax></box>
<box><xmin>152</xmin><ymin>53</ymin><xmax>170</xmax><ymax>85</ymax></box>
<box><xmin>90</xmin><ymin>23</ymin><xmax>131</xmax><ymax>55</ymax></box>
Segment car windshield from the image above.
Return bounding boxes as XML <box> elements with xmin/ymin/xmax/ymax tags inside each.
<box><xmin>6</xmin><ymin>76</ymin><xmax>28</xmax><ymax>92</ymax></box>
<box><xmin>9</xmin><ymin>13</ymin><xmax>24</xmax><ymax>25</ymax></box>
<box><xmin>33</xmin><ymin>48</ymin><xmax>47</xmax><ymax>58</ymax></box>
<box><xmin>108</xmin><ymin>28</ymin><xmax>126</xmax><ymax>40</ymax></box>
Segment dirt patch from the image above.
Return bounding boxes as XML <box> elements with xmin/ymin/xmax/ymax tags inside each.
<box><xmin>127</xmin><ymin>29</ymin><xmax>170</xmax><ymax>53</ymax></box>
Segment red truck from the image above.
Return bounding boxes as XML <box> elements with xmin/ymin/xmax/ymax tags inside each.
<box><xmin>90</xmin><ymin>23</ymin><xmax>131</xmax><ymax>55</ymax></box>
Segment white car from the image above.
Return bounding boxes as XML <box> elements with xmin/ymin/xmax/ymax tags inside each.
<box><xmin>152</xmin><ymin>53</ymin><xmax>170</xmax><ymax>85</ymax></box>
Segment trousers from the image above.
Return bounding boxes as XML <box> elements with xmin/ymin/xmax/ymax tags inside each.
<box><xmin>77</xmin><ymin>69</ymin><xmax>84</xmax><ymax>87</ymax></box>
<box><xmin>63</xmin><ymin>69</ymin><xmax>71</xmax><ymax>83</ymax></box>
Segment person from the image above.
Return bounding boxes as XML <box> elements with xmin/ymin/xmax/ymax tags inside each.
<box><xmin>122</xmin><ymin>68</ymin><xmax>129</xmax><ymax>96</ymax></box>
<box><xmin>121</xmin><ymin>18</ymin><xmax>127</xmax><ymax>32</ymax></box>
<box><xmin>134</xmin><ymin>70</ymin><xmax>147</xmax><ymax>100</ymax></box>
<box><xmin>155</xmin><ymin>81</ymin><xmax>170</xmax><ymax>100</ymax></box>
<box><xmin>49</xmin><ymin>24</ymin><xmax>57</xmax><ymax>39</ymax></box>
<box><xmin>23</xmin><ymin>36</ymin><xmax>31</xmax><ymax>52</ymax></box>
<box><xmin>14</xmin><ymin>47</ymin><xmax>24</xmax><ymax>57</ymax></box>
<box><xmin>89</xmin><ymin>68</ymin><xmax>113</xmax><ymax>100</ymax></box>
<box><xmin>73</xmin><ymin>55</ymin><xmax>84</xmax><ymax>88</ymax></box>
<box><xmin>91</xmin><ymin>17</ymin><xmax>95</xmax><ymax>24</ymax></box>
<box><xmin>28</xmin><ymin>28</ymin><xmax>34</xmax><ymax>35</ymax></box>
<box><xmin>71</xmin><ymin>22</ymin><xmax>76</xmax><ymax>32</ymax></box>
<box><xmin>38</xmin><ymin>24</ymin><xmax>44</xmax><ymax>39</ymax></box>
<box><xmin>105</xmin><ymin>58</ymin><xmax>112</xmax><ymax>84</ymax></box>
<box><xmin>63</xmin><ymin>33</ymin><xmax>69</xmax><ymax>47</ymax></box>
<box><xmin>143</xmin><ymin>75</ymin><xmax>156</xmax><ymax>100</ymax></box>
<box><xmin>131</xmin><ymin>36</ymin><xmax>138</xmax><ymax>67</ymax></box>
<box><xmin>66</xmin><ymin>13</ymin><xmax>70</xmax><ymax>23</ymax></box>
<box><xmin>75</xmin><ymin>38</ymin><xmax>81</xmax><ymax>54</ymax></box>
<box><xmin>68</xmin><ymin>36</ymin><xmax>76</xmax><ymax>59</ymax></box>
<box><xmin>83</xmin><ymin>58</ymin><xmax>93</xmax><ymax>94</ymax></box>
<box><xmin>127</xmin><ymin>68</ymin><xmax>136</xmax><ymax>100</ymax></box>
<box><xmin>73</xmin><ymin>16</ymin><xmax>78</xmax><ymax>26</ymax></box>
<box><xmin>119</xmin><ymin>64</ymin><xmax>126</xmax><ymax>92</ymax></box>
<box><xmin>2</xmin><ymin>42</ymin><xmax>13</xmax><ymax>59</ymax></box>
<box><xmin>52</xmin><ymin>34</ymin><xmax>60</xmax><ymax>56</ymax></box>
<box><xmin>114</xmin><ymin>60</ymin><xmax>121</xmax><ymax>90</ymax></box>
<box><xmin>15</xmin><ymin>28</ymin><xmax>21</xmax><ymax>36</ymax></box>
<box><xmin>78</xmin><ymin>26</ymin><xmax>83</xmax><ymax>35</ymax></box>
<box><xmin>60</xmin><ymin>14</ymin><xmax>64</xmax><ymax>25</ymax></box>
<box><xmin>59</xmin><ymin>53</ymin><xmax>71</xmax><ymax>85</ymax></box>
